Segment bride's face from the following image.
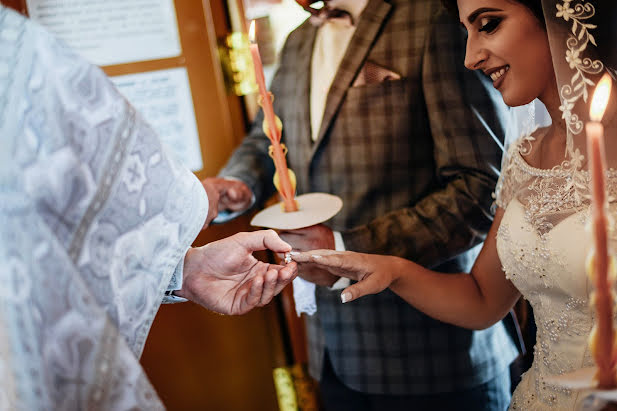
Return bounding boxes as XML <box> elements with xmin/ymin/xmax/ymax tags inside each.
<box><xmin>457</xmin><ymin>0</ymin><xmax>555</xmax><ymax>107</ymax></box>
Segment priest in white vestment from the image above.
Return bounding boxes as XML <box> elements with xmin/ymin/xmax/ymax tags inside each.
<box><xmin>0</xmin><ymin>6</ymin><xmax>297</xmax><ymax>410</ymax></box>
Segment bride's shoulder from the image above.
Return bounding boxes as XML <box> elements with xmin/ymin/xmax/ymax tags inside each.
<box><xmin>495</xmin><ymin>127</ymin><xmax>550</xmax><ymax>208</ymax></box>
<box><xmin>503</xmin><ymin>126</ymin><xmax>550</xmax><ymax>165</ymax></box>
<box><xmin>507</xmin><ymin>126</ymin><xmax>549</xmax><ymax>151</ymax></box>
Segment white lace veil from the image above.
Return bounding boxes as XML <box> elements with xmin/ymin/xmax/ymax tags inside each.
<box><xmin>504</xmin><ymin>99</ymin><xmax>551</xmax><ymax>150</ymax></box>
<box><xmin>544</xmin><ymin>0</ymin><xmax>615</xmax><ymax>162</ymax></box>
<box><xmin>507</xmin><ymin>1</ymin><xmax>616</xmax><ymax>145</ymax></box>
<box><xmin>497</xmin><ymin>0</ymin><xmax>617</xmax><ymax>234</ymax></box>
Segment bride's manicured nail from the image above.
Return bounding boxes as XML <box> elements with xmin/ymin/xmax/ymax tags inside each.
<box><xmin>290</xmin><ymin>251</ymin><xmax>300</xmax><ymax>255</ymax></box>
<box><xmin>341</xmin><ymin>292</ymin><xmax>351</xmax><ymax>303</ymax></box>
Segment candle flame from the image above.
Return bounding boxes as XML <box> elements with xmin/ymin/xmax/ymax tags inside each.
<box><xmin>590</xmin><ymin>73</ymin><xmax>612</xmax><ymax>122</ymax></box>
<box><xmin>249</xmin><ymin>20</ymin><xmax>256</xmax><ymax>43</ymax></box>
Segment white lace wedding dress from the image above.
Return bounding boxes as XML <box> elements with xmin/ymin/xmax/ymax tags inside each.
<box><xmin>496</xmin><ymin>132</ymin><xmax>617</xmax><ymax>410</ymax></box>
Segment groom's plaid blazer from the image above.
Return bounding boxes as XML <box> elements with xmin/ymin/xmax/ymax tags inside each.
<box><xmin>220</xmin><ymin>0</ymin><xmax>519</xmax><ymax>395</ymax></box>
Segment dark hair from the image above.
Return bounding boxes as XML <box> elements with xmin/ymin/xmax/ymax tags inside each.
<box><xmin>441</xmin><ymin>0</ymin><xmax>545</xmax><ymax>25</ymax></box>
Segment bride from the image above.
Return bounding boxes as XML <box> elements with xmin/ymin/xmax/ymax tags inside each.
<box><xmin>292</xmin><ymin>0</ymin><xmax>617</xmax><ymax>409</ymax></box>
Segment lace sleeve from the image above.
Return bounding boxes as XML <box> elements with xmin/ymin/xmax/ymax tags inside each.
<box><xmin>494</xmin><ymin>140</ymin><xmax>522</xmax><ymax>209</ymax></box>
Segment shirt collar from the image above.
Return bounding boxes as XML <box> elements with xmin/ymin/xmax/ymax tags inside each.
<box><xmin>327</xmin><ymin>0</ymin><xmax>368</xmax><ymax>23</ymax></box>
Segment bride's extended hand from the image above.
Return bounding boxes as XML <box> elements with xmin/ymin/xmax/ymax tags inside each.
<box><xmin>290</xmin><ymin>250</ymin><xmax>401</xmax><ymax>303</ymax></box>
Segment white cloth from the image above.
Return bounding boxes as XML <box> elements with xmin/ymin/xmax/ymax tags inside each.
<box><xmin>162</xmin><ymin>256</ymin><xmax>190</xmax><ymax>303</ymax></box>
<box><xmin>495</xmin><ymin>134</ymin><xmax>617</xmax><ymax>410</ymax></box>
<box><xmin>293</xmin><ymin>230</ymin><xmax>347</xmax><ymax>316</ymax></box>
<box><xmin>292</xmin><ymin>277</ymin><xmax>317</xmax><ymax>316</ymax></box>
<box><xmin>0</xmin><ymin>7</ymin><xmax>208</xmax><ymax>409</ymax></box>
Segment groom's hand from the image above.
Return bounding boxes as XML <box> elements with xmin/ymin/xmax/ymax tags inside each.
<box><xmin>279</xmin><ymin>224</ymin><xmax>339</xmax><ymax>287</ymax></box>
<box><xmin>201</xmin><ymin>177</ymin><xmax>253</xmax><ymax>228</ymax></box>
<box><xmin>177</xmin><ymin>230</ymin><xmax>297</xmax><ymax>315</ymax></box>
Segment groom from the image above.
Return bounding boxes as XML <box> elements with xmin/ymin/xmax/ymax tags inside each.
<box><xmin>206</xmin><ymin>0</ymin><xmax>519</xmax><ymax>409</ymax></box>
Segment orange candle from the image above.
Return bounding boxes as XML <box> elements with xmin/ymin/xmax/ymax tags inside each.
<box><xmin>586</xmin><ymin>73</ymin><xmax>616</xmax><ymax>388</ymax></box>
<box><xmin>249</xmin><ymin>21</ymin><xmax>297</xmax><ymax>212</ymax></box>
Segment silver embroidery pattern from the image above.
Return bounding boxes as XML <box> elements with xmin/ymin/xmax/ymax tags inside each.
<box><xmin>0</xmin><ymin>7</ymin><xmax>208</xmax><ymax>410</ymax></box>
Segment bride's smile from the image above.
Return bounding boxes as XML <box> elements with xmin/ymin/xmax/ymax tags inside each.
<box><xmin>484</xmin><ymin>64</ymin><xmax>509</xmax><ymax>88</ymax></box>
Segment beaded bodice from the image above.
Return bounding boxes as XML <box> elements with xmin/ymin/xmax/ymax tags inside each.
<box><xmin>495</xmin><ymin>135</ymin><xmax>617</xmax><ymax>410</ymax></box>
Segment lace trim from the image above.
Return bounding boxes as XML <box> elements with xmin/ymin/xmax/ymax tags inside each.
<box><xmin>555</xmin><ymin>0</ymin><xmax>603</xmax><ymax>146</ymax></box>
<box><xmin>513</xmin><ymin>150</ymin><xmax>574</xmax><ymax>178</ymax></box>
<box><xmin>496</xmin><ymin>130</ymin><xmax>617</xmax><ymax>236</ymax></box>
<box><xmin>514</xmin><ymin>149</ymin><xmax>617</xmax><ymax>178</ymax></box>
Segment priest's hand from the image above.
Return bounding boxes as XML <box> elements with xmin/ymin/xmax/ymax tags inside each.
<box><xmin>201</xmin><ymin>177</ymin><xmax>253</xmax><ymax>228</ymax></box>
<box><xmin>279</xmin><ymin>224</ymin><xmax>339</xmax><ymax>287</ymax></box>
<box><xmin>177</xmin><ymin>230</ymin><xmax>297</xmax><ymax>315</ymax></box>
<box><xmin>291</xmin><ymin>250</ymin><xmax>396</xmax><ymax>302</ymax></box>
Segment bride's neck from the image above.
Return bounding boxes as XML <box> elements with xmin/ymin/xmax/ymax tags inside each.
<box><xmin>523</xmin><ymin>79</ymin><xmax>567</xmax><ymax>169</ymax></box>
<box><xmin>538</xmin><ymin>73</ymin><xmax>562</xmax><ymax>126</ymax></box>
<box><xmin>539</xmin><ymin>84</ymin><xmax>571</xmax><ymax>166</ymax></box>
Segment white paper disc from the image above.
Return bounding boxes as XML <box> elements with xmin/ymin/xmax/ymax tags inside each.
<box><xmin>250</xmin><ymin>192</ymin><xmax>343</xmax><ymax>230</ymax></box>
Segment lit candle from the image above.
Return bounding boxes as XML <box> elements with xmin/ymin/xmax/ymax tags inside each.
<box><xmin>249</xmin><ymin>21</ymin><xmax>298</xmax><ymax>212</ymax></box>
<box><xmin>586</xmin><ymin>72</ymin><xmax>616</xmax><ymax>389</ymax></box>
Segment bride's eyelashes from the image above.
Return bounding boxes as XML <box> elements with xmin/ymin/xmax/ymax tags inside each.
<box><xmin>479</xmin><ymin>16</ymin><xmax>503</xmax><ymax>33</ymax></box>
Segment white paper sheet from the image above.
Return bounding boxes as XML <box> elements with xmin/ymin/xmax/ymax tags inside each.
<box><xmin>26</xmin><ymin>0</ymin><xmax>182</xmax><ymax>66</ymax></box>
<box><xmin>112</xmin><ymin>68</ymin><xmax>203</xmax><ymax>171</ymax></box>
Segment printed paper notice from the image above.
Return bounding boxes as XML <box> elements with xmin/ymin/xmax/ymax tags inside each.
<box><xmin>112</xmin><ymin>68</ymin><xmax>203</xmax><ymax>171</ymax></box>
<box><xmin>26</xmin><ymin>0</ymin><xmax>181</xmax><ymax>66</ymax></box>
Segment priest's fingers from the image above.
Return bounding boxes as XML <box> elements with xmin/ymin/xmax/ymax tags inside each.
<box><xmin>272</xmin><ymin>262</ymin><xmax>297</xmax><ymax>296</ymax></box>
<box><xmin>258</xmin><ymin>268</ymin><xmax>278</xmax><ymax>306</ymax></box>
<box><xmin>241</xmin><ymin>275</ymin><xmax>264</xmax><ymax>314</ymax></box>
<box><xmin>236</xmin><ymin>230</ymin><xmax>292</xmax><ymax>254</ymax></box>
<box><xmin>340</xmin><ymin>274</ymin><xmax>389</xmax><ymax>304</ymax></box>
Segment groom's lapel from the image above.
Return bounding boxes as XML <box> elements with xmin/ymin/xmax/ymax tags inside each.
<box><xmin>296</xmin><ymin>23</ymin><xmax>318</xmax><ymax>153</ymax></box>
<box><xmin>310</xmin><ymin>0</ymin><xmax>392</xmax><ymax>157</ymax></box>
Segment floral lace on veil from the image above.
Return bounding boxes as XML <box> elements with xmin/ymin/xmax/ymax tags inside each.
<box><xmin>496</xmin><ymin>0</ymin><xmax>617</xmax><ymax>238</ymax></box>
